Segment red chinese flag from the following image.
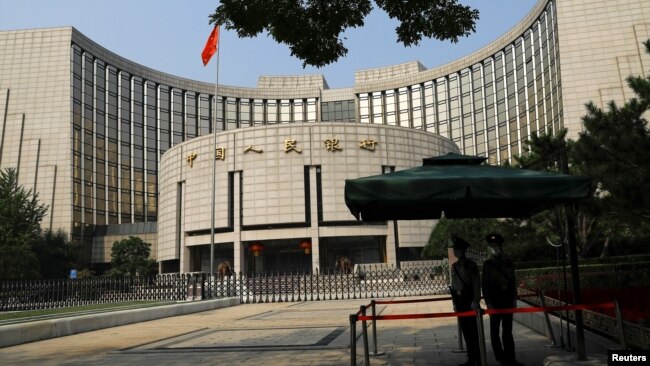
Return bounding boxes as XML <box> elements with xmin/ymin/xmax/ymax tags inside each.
<box><xmin>202</xmin><ymin>25</ymin><xmax>219</xmax><ymax>66</ymax></box>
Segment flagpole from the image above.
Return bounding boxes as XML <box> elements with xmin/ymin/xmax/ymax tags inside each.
<box><xmin>209</xmin><ymin>29</ymin><xmax>220</xmax><ymax>276</ymax></box>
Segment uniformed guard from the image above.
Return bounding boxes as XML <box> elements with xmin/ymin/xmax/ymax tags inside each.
<box><xmin>482</xmin><ymin>233</ymin><xmax>524</xmax><ymax>366</ymax></box>
<box><xmin>450</xmin><ymin>235</ymin><xmax>481</xmax><ymax>366</ymax></box>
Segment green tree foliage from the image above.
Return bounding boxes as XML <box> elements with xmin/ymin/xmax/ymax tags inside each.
<box><xmin>422</xmin><ymin>217</ymin><xmax>555</xmax><ymax>262</ymax></box>
<box><xmin>574</xmin><ymin>41</ymin><xmax>650</xmax><ymax>225</ymax></box>
<box><xmin>32</xmin><ymin>229</ymin><xmax>78</xmax><ymax>279</ymax></box>
<box><xmin>210</xmin><ymin>0</ymin><xmax>479</xmax><ymax>67</ymax></box>
<box><xmin>0</xmin><ymin>168</ymin><xmax>48</xmax><ymax>280</ymax></box>
<box><xmin>107</xmin><ymin>236</ymin><xmax>157</xmax><ymax>277</ymax></box>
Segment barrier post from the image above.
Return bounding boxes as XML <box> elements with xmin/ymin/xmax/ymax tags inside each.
<box><xmin>350</xmin><ymin>314</ymin><xmax>357</xmax><ymax>366</ymax></box>
<box><xmin>361</xmin><ymin>305</ymin><xmax>370</xmax><ymax>366</ymax></box>
<box><xmin>475</xmin><ymin>308</ymin><xmax>487</xmax><ymax>366</ymax></box>
<box><xmin>370</xmin><ymin>300</ymin><xmax>385</xmax><ymax>356</ymax></box>
<box><xmin>539</xmin><ymin>291</ymin><xmax>557</xmax><ymax>346</ymax></box>
<box><xmin>614</xmin><ymin>300</ymin><xmax>627</xmax><ymax>349</ymax></box>
<box><xmin>452</xmin><ymin>319</ymin><xmax>465</xmax><ymax>353</ymax></box>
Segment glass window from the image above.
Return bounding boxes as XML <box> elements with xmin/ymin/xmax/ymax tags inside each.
<box><xmin>199</xmin><ymin>93</ymin><xmax>211</xmax><ymax>134</ymax></box>
<box><xmin>266</xmin><ymin>100</ymin><xmax>278</xmax><ymax>124</ymax></box>
<box><xmin>226</xmin><ymin>97</ymin><xmax>238</xmax><ymax>130</ymax></box>
<box><xmin>280</xmin><ymin>100</ymin><xmax>291</xmax><ymax>123</ymax></box>
<box><xmin>306</xmin><ymin>98</ymin><xmax>317</xmax><ymax>122</ymax></box>
<box><xmin>359</xmin><ymin>94</ymin><xmax>370</xmax><ymax>123</ymax></box>
<box><xmin>423</xmin><ymin>81</ymin><xmax>435</xmax><ymax>132</ymax></box>
<box><xmin>253</xmin><ymin>100</ymin><xmax>264</xmax><ymax>125</ymax></box>
<box><xmin>411</xmin><ymin>85</ymin><xmax>422</xmax><ymax>129</ymax></box>
<box><xmin>171</xmin><ymin>89</ymin><xmax>184</xmax><ymax>145</ymax></box>
<box><xmin>186</xmin><ymin>92</ymin><xmax>197</xmax><ymax>138</ymax></box>
<box><xmin>372</xmin><ymin>92</ymin><xmax>383</xmax><ymax>124</ymax></box>
<box><xmin>240</xmin><ymin>99</ymin><xmax>252</xmax><ymax>127</ymax></box>
<box><xmin>398</xmin><ymin>87</ymin><xmax>409</xmax><ymax>127</ymax></box>
<box><xmin>385</xmin><ymin>90</ymin><xmax>396</xmax><ymax>125</ymax></box>
<box><xmin>293</xmin><ymin>99</ymin><xmax>304</xmax><ymax>123</ymax></box>
<box><xmin>215</xmin><ymin>95</ymin><xmax>224</xmax><ymax>132</ymax></box>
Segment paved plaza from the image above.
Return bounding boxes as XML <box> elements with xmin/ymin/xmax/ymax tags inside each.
<box><xmin>0</xmin><ymin>296</ymin><xmax>606</xmax><ymax>365</ymax></box>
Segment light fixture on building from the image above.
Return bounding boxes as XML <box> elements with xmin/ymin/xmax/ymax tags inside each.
<box><xmin>249</xmin><ymin>242</ymin><xmax>264</xmax><ymax>257</ymax></box>
<box><xmin>299</xmin><ymin>240</ymin><xmax>311</xmax><ymax>254</ymax></box>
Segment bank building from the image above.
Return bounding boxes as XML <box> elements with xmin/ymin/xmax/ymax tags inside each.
<box><xmin>1</xmin><ymin>0</ymin><xmax>648</xmax><ymax>274</ymax></box>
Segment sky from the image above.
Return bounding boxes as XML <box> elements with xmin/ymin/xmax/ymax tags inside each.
<box><xmin>1</xmin><ymin>0</ymin><xmax>538</xmax><ymax>89</ymax></box>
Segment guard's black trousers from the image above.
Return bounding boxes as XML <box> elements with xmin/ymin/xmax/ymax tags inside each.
<box><xmin>489</xmin><ymin>313</ymin><xmax>515</xmax><ymax>362</ymax></box>
<box><xmin>458</xmin><ymin>304</ymin><xmax>480</xmax><ymax>362</ymax></box>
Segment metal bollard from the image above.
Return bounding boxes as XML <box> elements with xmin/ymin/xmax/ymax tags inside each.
<box><xmin>370</xmin><ymin>300</ymin><xmax>385</xmax><ymax>356</ymax></box>
<box><xmin>350</xmin><ymin>314</ymin><xmax>357</xmax><ymax>366</ymax></box>
<box><xmin>539</xmin><ymin>291</ymin><xmax>558</xmax><ymax>346</ymax></box>
<box><xmin>614</xmin><ymin>300</ymin><xmax>627</xmax><ymax>349</ymax></box>
<box><xmin>452</xmin><ymin>318</ymin><xmax>466</xmax><ymax>353</ymax></box>
<box><xmin>361</xmin><ymin>305</ymin><xmax>370</xmax><ymax>366</ymax></box>
<box><xmin>475</xmin><ymin>308</ymin><xmax>487</xmax><ymax>366</ymax></box>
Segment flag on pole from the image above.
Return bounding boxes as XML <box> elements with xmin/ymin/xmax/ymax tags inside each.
<box><xmin>202</xmin><ymin>25</ymin><xmax>219</xmax><ymax>66</ymax></box>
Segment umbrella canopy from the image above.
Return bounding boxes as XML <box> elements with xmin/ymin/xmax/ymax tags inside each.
<box><xmin>345</xmin><ymin>153</ymin><xmax>592</xmax><ymax>221</ymax></box>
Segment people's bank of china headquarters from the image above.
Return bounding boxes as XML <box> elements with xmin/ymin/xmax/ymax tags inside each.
<box><xmin>1</xmin><ymin>0</ymin><xmax>648</xmax><ymax>274</ymax></box>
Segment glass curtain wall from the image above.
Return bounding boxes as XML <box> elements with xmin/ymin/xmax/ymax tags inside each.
<box><xmin>355</xmin><ymin>1</ymin><xmax>560</xmax><ymax>165</ymax></box>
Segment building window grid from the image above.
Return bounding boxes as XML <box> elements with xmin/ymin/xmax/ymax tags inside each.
<box><xmin>496</xmin><ymin>51</ymin><xmax>511</xmax><ymax>164</ymax></box>
<box><xmin>459</xmin><ymin>69</ymin><xmax>475</xmax><ymax>155</ymax></box>
<box><xmin>448</xmin><ymin>74</ymin><xmax>462</xmax><ymax>145</ymax></box>
<box><xmin>549</xmin><ymin>2</ymin><xmax>562</xmax><ymax>135</ymax></box>
<box><xmin>130</xmin><ymin>77</ymin><xmax>138</xmax><ymax>221</ymax></box>
<box><xmin>547</xmin><ymin>8</ymin><xmax>557</xmax><ymax>136</ymax></box>
<box><xmin>477</xmin><ymin>63</ymin><xmax>489</xmax><ymax>157</ymax></box>
<box><xmin>82</xmin><ymin>51</ymin><xmax>94</xmax><ymax>226</ymax></box>
<box><xmin>397</xmin><ymin>87</ymin><xmax>410</xmax><ymax>127</ymax></box>
<box><xmin>512</xmin><ymin>42</ymin><xmax>522</xmax><ymax>158</ymax></box>
<box><xmin>520</xmin><ymin>31</ymin><xmax>533</xmax><ymax>155</ymax></box>
<box><xmin>95</xmin><ymin>59</ymin><xmax>108</xmax><ymax>225</ymax></box>
<box><xmin>529</xmin><ymin>23</ymin><xmax>541</xmax><ymax>138</ymax></box>
<box><xmin>132</xmin><ymin>77</ymin><xmax>146</xmax><ymax>222</ymax></box>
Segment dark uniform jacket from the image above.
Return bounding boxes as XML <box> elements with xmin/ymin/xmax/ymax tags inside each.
<box><xmin>451</xmin><ymin>258</ymin><xmax>480</xmax><ymax>311</ymax></box>
<box><xmin>482</xmin><ymin>256</ymin><xmax>517</xmax><ymax>308</ymax></box>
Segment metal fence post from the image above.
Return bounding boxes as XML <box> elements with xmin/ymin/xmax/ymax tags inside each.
<box><xmin>371</xmin><ymin>300</ymin><xmax>385</xmax><ymax>356</ymax></box>
<box><xmin>452</xmin><ymin>319</ymin><xmax>465</xmax><ymax>353</ymax></box>
<box><xmin>361</xmin><ymin>305</ymin><xmax>370</xmax><ymax>366</ymax></box>
<box><xmin>540</xmin><ymin>291</ymin><xmax>557</xmax><ymax>346</ymax></box>
<box><xmin>350</xmin><ymin>314</ymin><xmax>358</xmax><ymax>366</ymax></box>
<box><xmin>476</xmin><ymin>308</ymin><xmax>487</xmax><ymax>366</ymax></box>
<box><xmin>201</xmin><ymin>273</ymin><xmax>206</xmax><ymax>300</ymax></box>
<box><xmin>614</xmin><ymin>300</ymin><xmax>627</xmax><ymax>349</ymax></box>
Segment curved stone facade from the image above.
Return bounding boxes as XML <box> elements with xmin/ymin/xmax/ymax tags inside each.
<box><xmin>158</xmin><ymin>123</ymin><xmax>457</xmax><ymax>272</ymax></box>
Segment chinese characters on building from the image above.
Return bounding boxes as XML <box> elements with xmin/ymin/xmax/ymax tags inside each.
<box><xmin>186</xmin><ymin>138</ymin><xmax>378</xmax><ymax>164</ymax></box>
<box><xmin>186</xmin><ymin>152</ymin><xmax>197</xmax><ymax>167</ymax></box>
<box><xmin>284</xmin><ymin>139</ymin><xmax>302</xmax><ymax>154</ymax></box>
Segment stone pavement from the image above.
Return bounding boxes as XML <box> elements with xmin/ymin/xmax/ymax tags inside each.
<box><xmin>0</xmin><ymin>295</ymin><xmax>607</xmax><ymax>366</ymax></box>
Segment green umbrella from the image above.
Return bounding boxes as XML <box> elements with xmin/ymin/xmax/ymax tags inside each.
<box><xmin>345</xmin><ymin>152</ymin><xmax>591</xmax><ymax>221</ymax></box>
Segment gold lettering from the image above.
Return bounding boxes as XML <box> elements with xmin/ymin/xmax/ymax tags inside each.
<box><xmin>215</xmin><ymin>147</ymin><xmax>226</xmax><ymax>160</ymax></box>
<box><xmin>186</xmin><ymin>152</ymin><xmax>197</xmax><ymax>167</ymax></box>
<box><xmin>324</xmin><ymin>138</ymin><xmax>342</xmax><ymax>152</ymax></box>
<box><xmin>359</xmin><ymin>138</ymin><xmax>378</xmax><ymax>151</ymax></box>
<box><xmin>284</xmin><ymin>139</ymin><xmax>302</xmax><ymax>154</ymax></box>
<box><xmin>243</xmin><ymin>145</ymin><xmax>264</xmax><ymax>154</ymax></box>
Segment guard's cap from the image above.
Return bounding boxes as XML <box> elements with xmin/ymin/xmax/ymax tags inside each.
<box><xmin>486</xmin><ymin>233</ymin><xmax>504</xmax><ymax>246</ymax></box>
<box><xmin>450</xmin><ymin>235</ymin><xmax>470</xmax><ymax>250</ymax></box>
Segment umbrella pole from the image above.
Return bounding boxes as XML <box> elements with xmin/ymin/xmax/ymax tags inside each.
<box><xmin>560</xmin><ymin>149</ymin><xmax>586</xmax><ymax>360</ymax></box>
<box><xmin>566</xmin><ymin>203</ymin><xmax>586</xmax><ymax>360</ymax></box>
